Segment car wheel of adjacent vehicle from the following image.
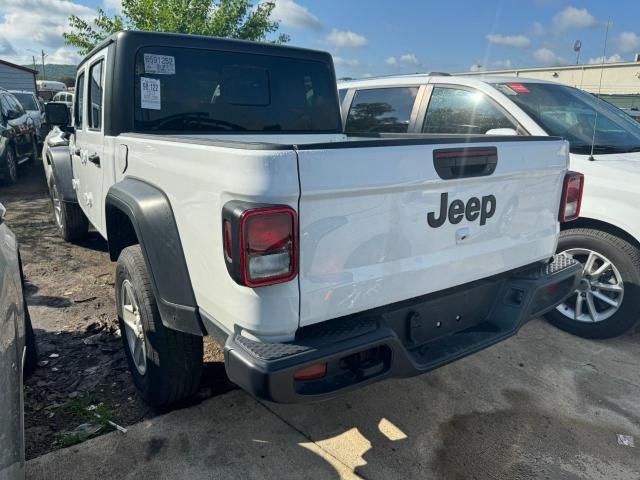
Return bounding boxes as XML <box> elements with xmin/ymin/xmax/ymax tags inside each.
<box><xmin>546</xmin><ymin>228</ymin><xmax>640</xmax><ymax>338</ymax></box>
<box><xmin>50</xmin><ymin>180</ymin><xmax>89</xmax><ymax>242</ymax></box>
<box><xmin>116</xmin><ymin>245</ymin><xmax>203</xmax><ymax>408</ymax></box>
<box><xmin>2</xmin><ymin>146</ymin><xmax>18</xmax><ymax>185</ymax></box>
<box><xmin>29</xmin><ymin>135</ymin><xmax>39</xmax><ymax>162</ymax></box>
<box><xmin>23</xmin><ymin>301</ymin><xmax>38</xmax><ymax>378</ymax></box>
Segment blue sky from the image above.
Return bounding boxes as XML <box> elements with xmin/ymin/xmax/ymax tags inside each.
<box><xmin>2</xmin><ymin>0</ymin><xmax>640</xmax><ymax>77</ymax></box>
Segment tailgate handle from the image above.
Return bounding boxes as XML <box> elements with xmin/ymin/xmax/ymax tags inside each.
<box><xmin>433</xmin><ymin>147</ymin><xmax>498</xmax><ymax>180</ymax></box>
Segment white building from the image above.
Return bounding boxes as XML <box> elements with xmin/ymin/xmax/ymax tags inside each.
<box><xmin>0</xmin><ymin>59</ymin><xmax>38</xmax><ymax>93</ymax></box>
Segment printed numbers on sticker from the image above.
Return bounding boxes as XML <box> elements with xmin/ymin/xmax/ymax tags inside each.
<box><xmin>144</xmin><ymin>54</ymin><xmax>175</xmax><ymax>75</ymax></box>
<box><xmin>140</xmin><ymin>77</ymin><xmax>161</xmax><ymax>110</ymax></box>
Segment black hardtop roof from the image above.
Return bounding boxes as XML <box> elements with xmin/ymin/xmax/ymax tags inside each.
<box><xmin>79</xmin><ymin>30</ymin><xmax>334</xmax><ymax>68</ymax></box>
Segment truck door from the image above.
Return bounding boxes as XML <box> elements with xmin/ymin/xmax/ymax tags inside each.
<box><xmin>73</xmin><ymin>54</ymin><xmax>107</xmax><ymax>235</ymax></box>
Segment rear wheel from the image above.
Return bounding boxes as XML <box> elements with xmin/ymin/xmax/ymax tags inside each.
<box><xmin>50</xmin><ymin>178</ymin><xmax>88</xmax><ymax>242</ymax></box>
<box><xmin>29</xmin><ymin>135</ymin><xmax>38</xmax><ymax>162</ymax></box>
<box><xmin>546</xmin><ymin>228</ymin><xmax>640</xmax><ymax>338</ymax></box>
<box><xmin>116</xmin><ymin>245</ymin><xmax>203</xmax><ymax>408</ymax></box>
<box><xmin>2</xmin><ymin>146</ymin><xmax>18</xmax><ymax>185</ymax></box>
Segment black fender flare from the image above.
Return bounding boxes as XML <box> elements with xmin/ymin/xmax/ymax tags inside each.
<box><xmin>105</xmin><ymin>178</ymin><xmax>205</xmax><ymax>336</ymax></box>
<box><xmin>46</xmin><ymin>145</ymin><xmax>77</xmax><ymax>202</ymax></box>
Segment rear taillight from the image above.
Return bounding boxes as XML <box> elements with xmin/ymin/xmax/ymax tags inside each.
<box><xmin>222</xmin><ymin>202</ymin><xmax>297</xmax><ymax>287</ymax></box>
<box><xmin>559</xmin><ymin>171</ymin><xmax>584</xmax><ymax>222</ymax></box>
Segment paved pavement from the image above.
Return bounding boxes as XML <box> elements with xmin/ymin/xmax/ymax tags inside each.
<box><xmin>27</xmin><ymin>319</ymin><xmax>640</xmax><ymax>479</ymax></box>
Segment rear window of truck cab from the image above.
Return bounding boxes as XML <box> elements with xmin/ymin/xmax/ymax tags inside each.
<box><xmin>133</xmin><ymin>47</ymin><xmax>341</xmax><ymax>133</ymax></box>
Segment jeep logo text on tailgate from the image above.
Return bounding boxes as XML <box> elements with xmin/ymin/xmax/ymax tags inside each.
<box><xmin>428</xmin><ymin>193</ymin><xmax>496</xmax><ymax>228</ymax></box>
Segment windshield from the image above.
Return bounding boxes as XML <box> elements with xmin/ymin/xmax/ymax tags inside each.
<box><xmin>134</xmin><ymin>47</ymin><xmax>341</xmax><ymax>133</ymax></box>
<box><xmin>12</xmin><ymin>92</ymin><xmax>38</xmax><ymax>111</ymax></box>
<box><xmin>494</xmin><ymin>82</ymin><xmax>640</xmax><ymax>154</ymax></box>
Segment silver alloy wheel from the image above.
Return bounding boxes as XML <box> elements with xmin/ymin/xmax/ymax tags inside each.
<box><xmin>121</xmin><ymin>279</ymin><xmax>147</xmax><ymax>375</ymax></box>
<box><xmin>6</xmin><ymin>149</ymin><xmax>16</xmax><ymax>182</ymax></box>
<box><xmin>52</xmin><ymin>184</ymin><xmax>62</xmax><ymax>228</ymax></box>
<box><xmin>556</xmin><ymin>248</ymin><xmax>624</xmax><ymax>323</ymax></box>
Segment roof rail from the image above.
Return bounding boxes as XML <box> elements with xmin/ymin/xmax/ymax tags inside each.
<box><xmin>427</xmin><ymin>71</ymin><xmax>451</xmax><ymax>76</ymax></box>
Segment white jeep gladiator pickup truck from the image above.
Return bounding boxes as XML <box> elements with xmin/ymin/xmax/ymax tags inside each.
<box><xmin>44</xmin><ymin>31</ymin><xmax>582</xmax><ymax>407</ymax></box>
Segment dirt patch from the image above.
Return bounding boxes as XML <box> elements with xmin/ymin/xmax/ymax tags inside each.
<box><xmin>1</xmin><ymin>162</ymin><xmax>233</xmax><ymax>459</ymax></box>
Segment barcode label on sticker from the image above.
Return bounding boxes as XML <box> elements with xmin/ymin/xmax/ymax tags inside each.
<box><xmin>141</xmin><ymin>77</ymin><xmax>161</xmax><ymax>110</ymax></box>
<box><xmin>144</xmin><ymin>54</ymin><xmax>175</xmax><ymax>75</ymax></box>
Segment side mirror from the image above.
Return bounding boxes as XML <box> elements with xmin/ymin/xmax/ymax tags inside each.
<box><xmin>485</xmin><ymin>128</ymin><xmax>518</xmax><ymax>136</ymax></box>
<box><xmin>6</xmin><ymin>110</ymin><xmax>19</xmax><ymax>120</ymax></box>
<box><xmin>0</xmin><ymin>203</ymin><xmax>6</xmax><ymax>225</ymax></box>
<box><xmin>45</xmin><ymin>102</ymin><xmax>71</xmax><ymax>127</ymax></box>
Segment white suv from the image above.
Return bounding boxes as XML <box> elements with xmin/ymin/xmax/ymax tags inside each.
<box><xmin>339</xmin><ymin>75</ymin><xmax>640</xmax><ymax>338</ymax></box>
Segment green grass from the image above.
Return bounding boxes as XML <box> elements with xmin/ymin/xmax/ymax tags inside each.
<box><xmin>51</xmin><ymin>396</ymin><xmax>116</xmax><ymax>449</ymax></box>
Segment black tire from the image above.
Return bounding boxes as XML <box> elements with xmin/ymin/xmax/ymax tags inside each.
<box><xmin>546</xmin><ymin>228</ymin><xmax>640</xmax><ymax>338</ymax></box>
<box><xmin>50</xmin><ymin>179</ymin><xmax>89</xmax><ymax>242</ymax></box>
<box><xmin>29</xmin><ymin>135</ymin><xmax>39</xmax><ymax>162</ymax></box>
<box><xmin>1</xmin><ymin>146</ymin><xmax>18</xmax><ymax>185</ymax></box>
<box><xmin>116</xmin><ymin>245</ymin><xmax>203</xmax><ymax>408</ymax></box>
<box><xmin>23</xmin><ymin>301</ymin><xmax>38</xmax><ymax>378</ymax></box>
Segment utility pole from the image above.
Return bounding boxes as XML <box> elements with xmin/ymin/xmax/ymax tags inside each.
<box><xmin>32</xmin><ymin>56</ymin><xmax>38</xmax><ymax>78</ymax></box>
<box><xmin>41</xmin><ymin>50</ymin><xmax>47</xmax><ymax>80</ymax></box>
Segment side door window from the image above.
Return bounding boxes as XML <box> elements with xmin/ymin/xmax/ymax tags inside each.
<box><xmin>422</xmin><ymin>86</ymin><xmax>517</xmax><ymax>135</ymax></box>
<box><xmin>74</xmin><ymin>72</ymin><xmax>85</xmax><ymax>128</ymax></box>
<box><xmin>0</xmin><ymin>95</ymin><xmax>11</xmax><ymax>119</ymax></box>
<box><xmin>88</xmin><ymin>60</ymin><xmax>104</xmax><ymax>130</ymax></box>
<box><xmin>345</xmin><ymin>87</ymin><xmax>419</xmax><ymax>133</ymax></box>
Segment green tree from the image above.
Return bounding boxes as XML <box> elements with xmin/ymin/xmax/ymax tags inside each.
<box><xmin>63</xmin><ymin>0</ymin><xmax>288</xmax><ymax>56</ymax></box>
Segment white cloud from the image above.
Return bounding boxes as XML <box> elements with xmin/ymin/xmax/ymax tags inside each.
<box><xmin>399</xmin><ymin>53</ymin><xmax>418</xmax><ymax>65</ymax></box>
<box><xmin>103</xmin><ymin>0</ymin><xmax>123</xmax><ymax>13</ymax></box>
<box><xmin>587</xmin><ymin>53</ymin><xmax>623</xmax><ymax>64</ymax></box>
<box><xmin>333</xmin><ymin>56</ymin><xmax>360</xmax><ymax>68</ymax></box>
<box><xmin>271</xmin><ymin>0</ymin><xmax>321</xmax><ymax>31</ymax></box>
<box><xmin>0</xmin><ymin>36</ymin><xmax>16</xmax><ymax>55</ymax></box>
<box><xmin>492</xmin><ymin>59</ymin><xmax>512</xmax><ymax>68</ymax></box>
<box><xmin>552</xmin><ymin>6</ymin><xmax>596</xmax><ymax>31</ymax></box>
<box><xmin>618</xmin><ymin>32</ymin><xmax>640</xmax><ymax>53</ymax></box>
<box><xmin>326</xmin><ymin>29</ymin><xmax>367</xmax><ymax>48</ymax></box>
<box><xmin>0</xmin><ymin>0</ymin><xmax>93</xmax><ymax>64</ymax></box>
<box><xmin>486</xmin><ymin>34</ymin><xmax>530</xmax><ymax>48</ymax></box>
<box><xmin>386</xmin><ymin>53</ymin><xmax>419</xmax><ymax>67</ymax></box>
<box><xmin>47</xmin><ymin>46</ymin><xmax>83</xmax><ymax>64</ymax></box>
<box><xmin>531</xmin><ymin>22</ymin><xmax>544</xmax><ymax>36</ymax></box>
<box><xmin>533</xmin><ymin>47</ymin><xmax>565</xmax><ymax>65</ymax></box>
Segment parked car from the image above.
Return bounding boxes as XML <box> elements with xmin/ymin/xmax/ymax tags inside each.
<box><xmin>51</xmin><ymin>91</ymin><xmax>74</xmax><ymax>110</ymax></box>
<box><xmin>0</xmin><ymin>88</ymin><xmax>38</xmax><ymax>185</ymax></box>
<box><xmin>0</xmin><ymin>202</ymin><xmax>38</xmax><ymax>480</ymax></box>
<box><xmin>339</xmin><ymin>75</ymin><xmax>640</xmax><ymax>338</ymax></box>
<box><xmin>9</xmin><ymin>90</ymin><xmax>46</xmax><ymax>143</ymax></box>
<box><xmin>44</xmin><ymin>31</ymin><xmax>582</xmax><ymax>408</ymax></box>
<box><xmin>36</xmin><ymin>80</ymin><xmax>66</xmax><ymax>103</ymax></box>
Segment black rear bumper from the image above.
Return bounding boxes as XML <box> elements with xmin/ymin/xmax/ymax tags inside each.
<box><xmin>224</xmin><ymin>254</ymin><xmax>582</xmax><ymax>403</ymax></box>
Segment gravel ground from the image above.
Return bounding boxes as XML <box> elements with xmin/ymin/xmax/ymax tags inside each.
<box><xmin>1</xmin><ymin>162</ymin><xmax>231</xmax><ymax>459</ymax></box>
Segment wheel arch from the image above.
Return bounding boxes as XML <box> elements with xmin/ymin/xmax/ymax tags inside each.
<box><xmin>46</xmin><ymin>145</ymin><xmax>77</xmax><ymax>202</ymax></box>
<box><xmin>561</xmin><ymin>217</ymin><xmax>640</xmax><ymax>251</ymax></box>
<box><xmin>105</xmin><ymin>178</ymin><xmax>205</xmax><ymax>336</ymax></box>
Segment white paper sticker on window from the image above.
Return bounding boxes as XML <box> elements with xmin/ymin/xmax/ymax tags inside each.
<box><xmin>141</xmin><ymin>77</ymin><xmax>161</xmax><ymax>110</ymax></box>
<box><xmin>144</xmin><ymin>54</ymin><xmax>175</xmax><ymax>75</ymax></box>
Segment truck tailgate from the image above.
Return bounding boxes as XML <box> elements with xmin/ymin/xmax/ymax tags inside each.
<box><xmin>296</xmin><ymin>138</ymin><xmax>569</xmax><ymax>326</ymax></box>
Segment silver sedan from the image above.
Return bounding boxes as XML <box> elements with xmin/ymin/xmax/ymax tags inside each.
<box><xmin>0</xmin><ymin>202</ymin><xmax>37</xmax><ymax>480</ymax></box>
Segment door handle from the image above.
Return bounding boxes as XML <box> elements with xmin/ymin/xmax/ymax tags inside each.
<box><xmin>88</xmin><ymin>153</ymin><xmax>100</xmax><ymax>166</ymax></box>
